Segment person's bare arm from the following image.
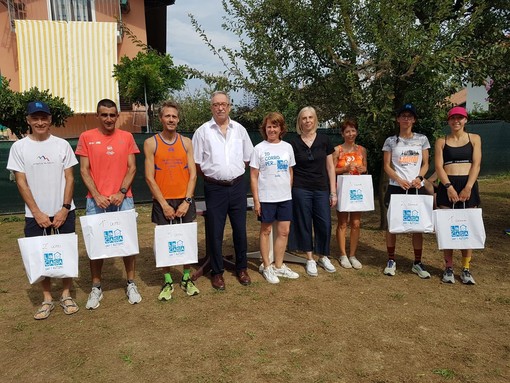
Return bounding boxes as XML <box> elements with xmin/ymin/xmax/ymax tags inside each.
<box><xmin>326</xmin><ymin>153</ymin><xmax>338</xmax><ymax>207</ymax></box>
<box><xmin>14</xmin><ymin>171</ymin><xmax>51</xmax><ymax>228</ymax></box>
<box><xmin>459</xmin><ymin>134</ymin><xmax>482</xmax><ymax>202</ymax></box>
<box><xmin>250</xmin><ymin>167</ymin><xmax>261</xmax><ymax>216</ymax></box>
<box><xmin>175</xmin><ymin>137</ymin><xmax>197</xmax><ymax>218</ymax></box>
<box><xmin>80</xmin><ymin>156</ymin><xmax>110</xmax><ymax>209</ymax></box>
<box><xmin>384</xmin><ymin>150</ymin><xmax>410</xmax><ymax>190</ymax></box>
<box><xmin>109</xmin><ymin>153</ymin><xmax>136</xmax><ymax>207</ymax></box>
<box><xmin>52</xmin><ymin>166</ymin><xmax>74</xmax><ymax>229</ymax></box>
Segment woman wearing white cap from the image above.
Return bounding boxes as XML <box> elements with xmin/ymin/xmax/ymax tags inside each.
<box><xmin>434</xmin><ymin>106</ymin><xmax>482</xmax><ymax>285</ymax></box>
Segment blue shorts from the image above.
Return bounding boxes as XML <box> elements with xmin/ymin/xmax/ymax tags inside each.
<box><xmin>259</xmin><ymin>200</ymin><xmax>293</xmax><ymax>223</ymax></box>
<box><xmin>86</xmin><ymin>197</ymin><xmax>134</xmax><ymax>215</ymax></box>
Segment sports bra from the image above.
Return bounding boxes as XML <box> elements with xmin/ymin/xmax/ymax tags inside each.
<box><xmin>443</xmin><ymin>134</ymin><xmax>473</xmax><ymax>166</ymax></box>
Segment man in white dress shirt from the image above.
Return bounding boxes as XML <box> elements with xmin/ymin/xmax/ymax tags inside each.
<box><xmin>192</xmin><ymin>91</ymin><xmax>254</xmax><ymax>290</ymax></box>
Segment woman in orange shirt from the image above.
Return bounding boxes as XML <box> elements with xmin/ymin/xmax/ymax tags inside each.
<box><xmin>333</xmin><ymin>118</ymin><xmax>367</xmax><ymax>269</ymax></box>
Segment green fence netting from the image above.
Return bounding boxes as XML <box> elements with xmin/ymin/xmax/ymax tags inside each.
<box><xmin>0</xmin><ymin>120</ymin><xmax>508</xmax><ymax>214</ymax></box>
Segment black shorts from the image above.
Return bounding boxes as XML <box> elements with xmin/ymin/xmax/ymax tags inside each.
<box><xmin>436</xmin><ymin>176</ymin><xmax>480</xmax><ymax>208</ymax></box>
<box><xmin>151</xmin><ymin>199</ymin><xmax>196</xmax><ymax>225</ymax></box>
<box><xmin>384</xmin><ymin>185</ymin><xmax>427</xmax><ymax>208</ymax></box>
<box><xmin>24</xmin><ymin>210</ymin><xmax>76</xmax><ymax>237</ymax></box>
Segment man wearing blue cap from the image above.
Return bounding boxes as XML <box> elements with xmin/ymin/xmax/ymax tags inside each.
<box><xmin>7</xmin><ymin>101</ymin><xmax>79</xmax><ymax>319</ymax></box>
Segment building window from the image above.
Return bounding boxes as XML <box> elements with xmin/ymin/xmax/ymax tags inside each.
<box><xmin>6</xmin><ymin>0</ymin><xmax>27</xmax><ymax>30</ymax></box>
<box><xmin>50</xmin><ymin>0</ymin><xmax>95</xmax><ymax>22</ymax></box>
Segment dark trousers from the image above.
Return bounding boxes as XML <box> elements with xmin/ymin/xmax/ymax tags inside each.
<box><xmin>204</xmin><ymin>179</ymin><xmax>248</xmax><ymax>275</ymax></box>
<box><xmin>288</xmin><ymin>187</ymin><xmax>331</xmax><ymax>256</ymax></box>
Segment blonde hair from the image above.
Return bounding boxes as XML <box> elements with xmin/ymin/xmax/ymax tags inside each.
<box><xmin>296</xmin><ymin>106</ymin><xmax>318</xmax><ymax>135</ymax></box>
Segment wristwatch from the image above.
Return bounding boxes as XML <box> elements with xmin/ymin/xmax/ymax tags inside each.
<box><xmin>416</xmin><ymin>175</ymin><xmax>424</xmax><ymax>181</ymax></box>
<box><xmin>62</xmin><ymin>203</ymin><xmax>71</xmax><ymax>210</ymax></box>
<box><xmin>184</xmin><ymin>197</ymin><xmax>193</xmax><ymax>204</ymax></box>
<box><xmin>444</xmin><ymin>183</ymin><xmax>452</xmax><ymax>189</ymax></box>
<box><xmin>120</xmin><ymin>187</ymin><xmax>128</xmax><ymax>195</ymax></box>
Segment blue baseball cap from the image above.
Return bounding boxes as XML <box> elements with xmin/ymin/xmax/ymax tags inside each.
<box><xmin>397</xmin><ymin>103</ymin><xmax>417</xmax><ymax>118</ymax></box>
<box><xmin>27</xmin><ymin>101</ymin><xmax>51</xmax><ymax>115</ymax></box>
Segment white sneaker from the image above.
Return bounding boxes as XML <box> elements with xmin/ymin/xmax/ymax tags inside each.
<box><xmin>349</xmin><ymin>256</ymin><xmax>362</xmax><ymax>270</ymax></box>
<box><xmin>442</xmin><ymin>267</ymin><xmax>455</xmax><ymax>284</ymax></box>
<box><xmin>126</xmin><ymin>282</ymin><xmax>142</xmax><ymax>304</ymax></box>
<box><xmin>86</xmin><ymin>287</ymin><xmax>103</xmax><ymax>310</ymax></box>
<box><xmin>262</xmin><ymin>266</ymin><xmax>280</xmax><ymax>284</ymax></box>
<box><xmin>306</xmin><ymin>260</ymin><xmax>318</xmax><ymax>276</ymax></box>
<box><xmin>274</xmin><ymin>264</ymin><xmax>299</xmax><ymax>279</ymax></box>
<box><xmin>383</xmin><ymin>260</ymin><xmax>396</xmax><ymax>276</ymax></box>
<box><xmin>411</xmin><ymin>262</ymin><xmax>431</xmax><ymax>279</ymax></box>
<box><xmin>317</xmin><ymin>257</ymin><xmax>336</xmax><ymax>273</ymax></box>
<box><xmin>460</xmin><ymin>269</ymin><xmax>476</xmax><ymax>285</ymax></box>
<box><xmin>258</xmin><ymin>263</ymin><xmax>265</xmax><ymax>274</ymax></box>
<box><xmin>339</xmin><ymin>255</ymin><xmax>352</xmax><ymax>269</ymax></box>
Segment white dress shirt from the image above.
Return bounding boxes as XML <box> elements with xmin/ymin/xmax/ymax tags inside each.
<box><xmin>192</xmin><ymin>118</ymin><xmax>254</xmax><ymax>181</ymax></box>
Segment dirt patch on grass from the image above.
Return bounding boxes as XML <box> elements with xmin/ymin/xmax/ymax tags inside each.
<box><xmin>1</xmin><ymin>177</ymin><xmax>509</xmax><ymax>383</ymax></box>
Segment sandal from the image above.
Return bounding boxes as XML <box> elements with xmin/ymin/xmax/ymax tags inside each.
<box><xmin>34</xmin><ymin>301</ymin><xmax>54</xmax><ymax>320</ymax></box>
<box><xmin>60</xmin><ymin>296</ymin><xmax>79</xmax><ymax>315</ymax></box>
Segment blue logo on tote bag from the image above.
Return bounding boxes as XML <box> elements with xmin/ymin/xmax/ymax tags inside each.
<box><xmin>403</xmin><ymin>210</ymin><xmax>420</xmax><ymax>224</ymax></box>
<box><xmin>44</xmin><ymin>252</ymin><xmax>63</xmax><ymax>269</ymax></box>
<box><xmin>168</xmin><ymin>240</ymin><xmax>185</xmax><ymax>256</ymax></box>
<box><xmin>103</xmin><ymin>229</ymin><xmax>124</xmax><ymax>246</ymax></box>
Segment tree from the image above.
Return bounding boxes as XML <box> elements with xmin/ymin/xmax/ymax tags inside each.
<box><xmin>174</xmin><ymin>89</ymin><xmax>214</xmax><ymax>132</ymax></box>
<box><xmin>113</xmin><ymin>27</ymin><xmax>186</xmax><ymax>131</ymax></box>
<box><xmin>0</xmin><ymin>76</ymin><xmax>73</xmax><ymax>138</ymax></box>
<box><xmin>486</xmin><ymin>40</ymin><xmax>510</xmax><ymax>121</ymax></box>
<box><xmin>190</xmin><ymin>0</ymin><xmax>509</xmax><ymax>227</ymax></box>
<box><xmin>174</xmin><ymin>89</ymin><xmax>261</xmax><ymax>132</ymax></box>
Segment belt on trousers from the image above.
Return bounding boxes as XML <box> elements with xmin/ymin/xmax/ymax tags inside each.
<box><xmin>203</xmin><ymin>175</ymin><xmax>243</xmax><ymax>186</ymax></box>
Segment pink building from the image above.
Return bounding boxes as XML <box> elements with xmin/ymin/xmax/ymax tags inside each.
<box><xmin>0</xmin><ymin>0</ymin><xmax>175</xmax><ymax>137</ymax></box>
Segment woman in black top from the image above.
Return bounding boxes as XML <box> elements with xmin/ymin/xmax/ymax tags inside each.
<box><xmin>434</xmin><ymin>106</ymin><xmax>482</xmax><ymax>285</ymax></box>
<box><xmin>288</xmin><ymin>106</ymin><xmax>338</xmax><ymax>276</ymax></box>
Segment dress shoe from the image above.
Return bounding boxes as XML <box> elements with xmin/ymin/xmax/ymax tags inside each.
<box><xmin>211</xmin><ymin>274</ymin><xmax>225</xmax><ymax>290</ymax></box>
<box><xmin>237</xmin><ymin>269</ymin><xmax>251</xmax><ymax>286</ymax></box>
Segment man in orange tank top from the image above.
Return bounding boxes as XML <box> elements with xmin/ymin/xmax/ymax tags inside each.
<box><xmin>144</xmin><ymin>101</ymin><xmax>199</xmax><ymax>300</ymax></box>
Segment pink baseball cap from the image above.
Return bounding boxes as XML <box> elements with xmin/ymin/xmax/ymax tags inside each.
<box><xmin>447</xmin><ymin>106</ymin><xmax>468</xmax><ymax>119</ymax></box>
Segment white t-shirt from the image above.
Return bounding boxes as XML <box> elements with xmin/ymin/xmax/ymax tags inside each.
<box><xmin>7</xmin><ymin>135</ymin><xmax>78</xmax><ymax>217</ymax></box>
<box><xmin>382</xmin><ymin>133</ymin><xmax>430</xmax><ymax>186</ymax></box>
<box><xmin>192</xmin><ymin>118</ymin><xmax>253</xmax><ymax>181</ymax></box>
<box><xmin>250</xmin><ymin>140</ymin><xmax>295</xmax><ymax>202</ymax></box>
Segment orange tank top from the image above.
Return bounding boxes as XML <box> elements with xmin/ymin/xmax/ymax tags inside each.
<box><xmin>153</xmin><ymin>133</ymin><xmax>189</xmax><ymax>199</ymax></box>
<box><xmin>335</xmin><ymin>144</ymin><xmax>365</xmax><ymax>175</ymax></box>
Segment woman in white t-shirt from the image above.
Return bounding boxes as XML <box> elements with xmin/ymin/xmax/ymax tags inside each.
<box><xmin>382</xmin><ymin>104</ymin><xmax>431</xmax><ymax>279</ymax></box>
<box><xmin>250</xmin><ymin>112</ymin><xmax>299</xmax><ymax>284</ymax></box>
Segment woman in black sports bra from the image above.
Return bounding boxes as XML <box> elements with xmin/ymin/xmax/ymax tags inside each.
<box><xmin>434</xmin><ymin>106</ymin><xmax>482</xmax><ymax>285</ymax></box>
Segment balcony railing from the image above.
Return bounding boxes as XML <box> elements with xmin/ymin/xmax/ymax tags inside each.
<box><xmin>6</xmin><ymin>0</ymin><xmax>123</xmax><ymax>31</ymax></box>
<box><xmin>5</xmin><ymin>0</ymin><xmax>26</xmax><ymax>30</ymax></box>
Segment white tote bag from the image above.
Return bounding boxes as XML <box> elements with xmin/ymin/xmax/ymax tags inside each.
<box><xmin>387</xmin><ymin>192</ymin><xmax>434</xmax><ymax>233</ymax></box>
<box><xmin>336</xmin><ymin>175</ymin><xmax>375</xmax><ymax>212</ymax></box>
<box><xmin>79</xmin><ymin>209</ymin><xmax>139</xmax><ymax>260</ymax></box>
<box><xmin>18</xmin><ymin>232</ymin><xmax>79</xmax><ymax>284</ymax></box>
<box><xmin>434</xmin><ymin>208</ymin><xmax>486</xmax><ymax>249</ymax></box>
<box><xmin>154</xmin><ymin>221</ymin><xmax>198</xmax><ymax>267</ymax></box>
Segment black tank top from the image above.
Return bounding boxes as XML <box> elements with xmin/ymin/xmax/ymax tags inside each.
<box><xmin>443</xmin><ymin>134</ymin><xmax>473</xmax><ymax>165</ymax></box>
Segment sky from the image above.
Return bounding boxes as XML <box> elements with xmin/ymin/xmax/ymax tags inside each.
<box><xmin>166</xmin><ymin>1</ymin><xmax>242</xmax><ymax>97</ymax></box>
